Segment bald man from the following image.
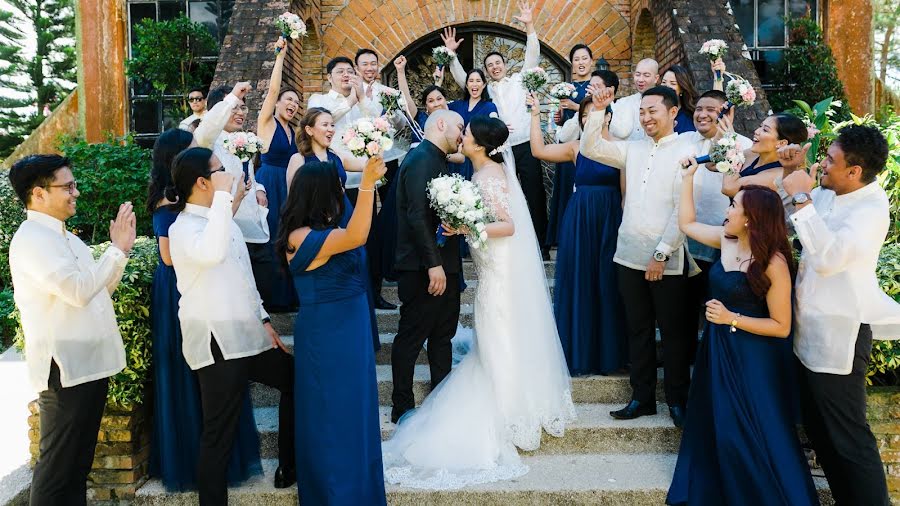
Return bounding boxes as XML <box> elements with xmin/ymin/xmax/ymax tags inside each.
<box><xmin>609</xmin><ymin>58</ymin><xmax>660</xmax><ymax>141</ymax></box>
<box><xmin>391</xmin><ymin>110</ymin><xmax>466</xmax><ymax>423</ymax></box>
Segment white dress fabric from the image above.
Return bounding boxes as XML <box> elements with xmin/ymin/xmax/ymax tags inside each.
<box><xmin>382</xmin><ymin>150</ymin><xmax>576</xmax><ymax>490</ymax></box>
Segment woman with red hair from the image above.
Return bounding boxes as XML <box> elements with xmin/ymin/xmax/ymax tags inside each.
<box><xmin>666</xmin><ymin>159</ymin><xmax>819</xmax><ymax>505</ymax></box>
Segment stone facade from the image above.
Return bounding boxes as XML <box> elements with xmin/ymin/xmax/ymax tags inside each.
<box><xmin>869</xmin><ymin>388</ymin><xmax>900</xmax><ymax>503</ymax></box>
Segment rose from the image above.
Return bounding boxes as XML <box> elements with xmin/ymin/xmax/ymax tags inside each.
<box><xmin>347</xmin><ymin>137</ymin><xmax>365</xmax><ymax>152</ymax></box>
<box><xmin>715</xmin><ymin>161</ymin><xmax>731</xmax><ymax>173</ymax></box>
<box><xmin>437</xmin><ymin>189</ymin><xmax>452</xmax><ymax>204</ymax></box>
<box><xmin>357</xmin><ymin>120</ymin><xmax>374</xmax><ymax>134</ymax></box>
<box><xmin>247</xmin><ymin>142</ymin><xmax>258</xmax><ymax>153</ymax></box>
<box><xmin>379</xmin><ymin>136</ymin><xmax>393</xmax><ymax>151</ymax></box>
<box><xmin>373</xmin><ymin>117</ymin><xmax>390</xmax><ymax>132</ymax></box>
<box><xmin>366</xmin><ymin>141</ymin><xmax>381</xmax><ymax>156</ymax></box>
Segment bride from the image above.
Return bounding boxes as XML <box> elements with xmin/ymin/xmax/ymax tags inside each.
<box><xmin>382</xmin><ymin>116</ymin><xmax>575</xmax><ymax>489</ymax></box>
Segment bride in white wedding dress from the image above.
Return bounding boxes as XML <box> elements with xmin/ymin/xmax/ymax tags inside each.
<box><xmin>382</xmin><ymin>116</ymin><xmax>576</xmax><ymax>490</ymax></box>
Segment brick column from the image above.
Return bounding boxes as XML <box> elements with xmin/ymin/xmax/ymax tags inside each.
<box><xmin>825</xmin><ymin>0</ymin><xmax>873</xmax><ymax>115</ymax></box>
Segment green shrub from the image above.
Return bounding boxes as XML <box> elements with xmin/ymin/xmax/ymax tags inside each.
<box><xmin>12</xmin><ymin>237</ymin><xmax>157</xmax><ymax>408</ymax></box>
<box><xmin>870</xmin><ymin>242</ymin><xmax>900</xmax><ymax>386</ymax></box>
<box><xmin>58</xmin><ymin>135</ymin><xmax>152</xmax><ymax>244</ymax></box>
<box><xmin>768</xmin><ymin>17</ymin><xmax>850</xmax><ymax>120</ymax></box>
<box><xmin>0</xmin><ymin>172</ymin><xmax>26</xmax><ymax>289</ymax></box>
<box><xmin>0</xmin><ymin>287</ymin><xmax>15</xmax><ymax>351</ymax></box>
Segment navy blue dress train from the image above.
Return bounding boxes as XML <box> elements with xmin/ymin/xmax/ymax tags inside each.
<box><xmin>554</xmin><ymin>154</ymin><xmax>627</xmax><ymax>375</ymax></box>
<box><xmin>546</xmin><ymin>79</ymin><xmax>590</xmax><ymax>247</ymax></box>
<box><xmin>257</xmin><ymin>119</ymin><xmax>299</xmax><ymax>309</ymax></box>
<box><xmin>289</xmin><ymin>228</ymin><xmax>387</xmax><ymax>506</ymax></box>
<box><xmin>149</xmin><ymin>207</ymin><xmax>262</xmax><ymax>491</ymax></box>
<box><xmin>666</xmin><ymin>261</ymin><xmax>818</xmax><ymax>505</ymax></box>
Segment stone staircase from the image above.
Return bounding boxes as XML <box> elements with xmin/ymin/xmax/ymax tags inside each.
<box><xmin>135</xmin><ymin>259</ymin><xmax>834</xmax><ymax>505</ymax></box>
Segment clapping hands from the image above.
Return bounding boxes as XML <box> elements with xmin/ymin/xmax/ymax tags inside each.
<box><xmin>109</xmin><ymin>202</ymin><xmax>137</xmax><ymax>255</ymax></box>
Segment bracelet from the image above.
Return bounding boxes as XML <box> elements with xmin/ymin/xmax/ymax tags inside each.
<box><xmin>359</xmin><ymin>187</ymin><xmax>376</xmax><ymax>193</ymax></box>
<box><xmin>729</xmin><ymin>313</ymin><xmax>741</xmax><ymax>333</ymax></box>
<box><xmin>262</xmin><ymin>317</ymin><xmax>271</xmax><ymax>325</ymax></box>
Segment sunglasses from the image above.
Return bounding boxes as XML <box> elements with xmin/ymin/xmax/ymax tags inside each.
<box><xmin>188</xmin><ymin>96</ymin><xmax>205</xmax><ymax>103</ymax></box>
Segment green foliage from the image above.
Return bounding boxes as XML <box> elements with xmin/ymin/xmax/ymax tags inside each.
<box><xmin>11</xmin><ymin>237</ymin><xmax>157</xmax><ymax>408</ymax></box>
<box><xmin>787</xmin><ymin>97</ymin><xmax>843</xmax><ymax>165</ymax></box>
<box><xmin>870</xmin><ymin>242</ymin><xmax>900</xmax><ymax>386</ymax></box>
<box><xmin>0</xmin><ymin>171</ymin><xmax>26</xmax><ymax>288</ymax></box>
<box><xmin>126</xmin><ymin>16</ymin><xmax>218</xmax><ymax>120</ymax></box>
<box><xmin>768</xmin><ymin>17</ymin><xmax>850</xmax><ymax>120</ymax></box>
<box><xmin>57</xmin><ymin>136</ymin><xmax>152</xmax><ymax>243</ymax></box>
<box><xmin>0</xmin><ymin>287</ymin><xmax>15</xmax><ymax>351</ymax></box>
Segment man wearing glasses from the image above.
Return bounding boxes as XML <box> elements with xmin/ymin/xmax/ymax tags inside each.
<box><xmin>180</xmin><ymin>86</ymin><xmax>208</xmax><ymax>131</ymax></box>
<box><xmin>7</xmin><ymin>154</ymin><xmax>136</xmax><ymax>504</ymax></box>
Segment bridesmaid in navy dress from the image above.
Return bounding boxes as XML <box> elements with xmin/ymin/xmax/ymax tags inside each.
<box><xmin>256</xmin><ymin>36</ymin><xmax>300</xmax><ymax>310</ymax></box>
<box><xmin>277</xmin><ymin>157</ymin><xmax>388</xmax><ymax>506</ymax></box>
<box><xmin>147</xmin><ymin>129</ymin><xmax>261</xmax><ymax>491</ymax></box>
<box><xmin>660</xmin><ymin>65</ymin><xmax>698</xmax><ymax>135</ymax></box>
<box><xmin>529</xmin><ymin>88</ymin><xmax>628</xmax><ymax>376</ymax></box>
<box><xmin>721</xmin><ymin>113</ymin><xmax>808</xmax><ymax>198</ymax></box>
<box><xmin>286</xmin><ymin>108</ymin><xmax>379</xmax><ymax>352</ymax></box>
<box><xmin>668</xmin><ymin>159</ymin><xmax>817</xmax><ymax>505</ymax></box>
<box><xmin>546</xmin><ymin>44</ymin><xmax>594</xmax><ymax>248</ymax></box>
<box><xmin>448</xmin><ymin>69</ymin><xmax>498</xmax><ymax>180</ymax></box>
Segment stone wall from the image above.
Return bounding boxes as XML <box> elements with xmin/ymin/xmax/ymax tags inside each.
<box><xmin>869</xmin><ymin>387</ymin><xmax>900</xmax><ymax>503</ymax></box>
<box><xmin>1</xmin><ymin>91</ymin><xmax>79</xmax><ymax>170</ymax></box>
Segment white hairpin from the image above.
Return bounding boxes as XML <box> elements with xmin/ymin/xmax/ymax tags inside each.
<box><xmin>488</xmin><ymin>143</ymin><xmax>509</xmax><ymax>156</ymax></box>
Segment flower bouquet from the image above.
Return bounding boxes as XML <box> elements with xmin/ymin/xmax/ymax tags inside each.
<box><xmin>427</xmin><ymin>174</ymin><xmax>492</xmax><ymax>250</ymax></box>
<box><xmin>719</xmin><ymin>75</ymin><xmax>756</xmax><ymax>118</ymax></box>
<box><xmin>223</xmin><ymin>131</ymin><xmax>263</xmax><ymax>162</ymax></box>
<box><xmin>274</xmin><ymin>12</ymin><xmax>307</xmax><ymax>53</ymax></box>
<box><xmin>546</xmin><ymin>82</ymin><xmax>578</xmax><ymax>133</ymax></box>
<box><xmin>691</xmin><ymin>132</ymin><xmax>745</xmax><ymax>175</ymax></box>
<box><xmin>378</xmin><ymin>88</ymin><xmax>407</xmax><ymax>116</ymax></box>
<box><xmin>522</xmin><ymin>67</ymin><xmax>549</xmax><ymax>110</ymax></box>
<box><xmin>342</xmin><ymin>117</ymin><xmax>395</xmax><ymax>184</ymax></box>
<box><xmin>432</xmin><ymin>47</ymin><xmax>455</xmax><ymax>70</ymax></box>
<box><xmin>699</xmin><ymin>39</ymin><xmax>728</xmax><ymax>81</ymax></box>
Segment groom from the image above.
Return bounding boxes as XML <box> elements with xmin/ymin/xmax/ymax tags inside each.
<box><xmin>391</xmin><ymin>109</ymin><xmax>465</xmax><ymax>423</ymax></box>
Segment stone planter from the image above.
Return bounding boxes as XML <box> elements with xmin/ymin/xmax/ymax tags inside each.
<box><xmin>868</xmin><ymin>386</ymin><xmax>900</xmax><ymax>505</ymax></box>
<box><xmin>27</xmin><ymin>401</ymin><xmax>151</xmax><ymax>503</ymax></box>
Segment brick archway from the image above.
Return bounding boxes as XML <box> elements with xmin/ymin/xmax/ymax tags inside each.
<box><xmin>632</xmin><ymin>9</ymin><xmax>656</xmax><ymax>66</ymax></box>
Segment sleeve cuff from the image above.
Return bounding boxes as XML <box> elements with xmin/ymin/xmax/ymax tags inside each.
<box><xmin>790</xmin><ymin>202</ymin><xmax>817</xmax><ymax>224</ymax></box>
<box><xmin>213</xmin><ymin>190</ymin><xmax>235</xmax><ymax>207</ymax></box>
<box><xmin>105</xmin><ymin>246</ymin><xmax>128</xmax><ymax>262</ymax></box>
<box><xmin>656</xmin><ymin>242</ymin><xmax>675</xmax><ymax>256</ymax></box>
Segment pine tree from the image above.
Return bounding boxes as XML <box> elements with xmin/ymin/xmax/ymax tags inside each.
<box><xmin>0</xmin><ymin>0</ymin><xmax>77</xmax><ymax>160</ymax></box>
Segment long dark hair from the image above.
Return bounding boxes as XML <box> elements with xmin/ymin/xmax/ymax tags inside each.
<box><xmin>772</xmin><ymin>113</ymin><xmax>808</xmax><ymax>146</ymax></box>
<box><xmin>169</xmin><ymin>147</ymin><xmax>214</xmax><ymax>213</ymax></box>
<box><xmin>469</xmin><ymin>116</ymin><xmax>510</xmax><ymax>164</ymax></box>
<box><xmin>420</xmin><ymin>85</ymin><xmax>447</xmax><ymax>108</ymax></box>
<box><xmin>298</xmin><ymin>107</ymin><xmax>332</xmax><ymax>157</ymax></box>
<box><xmin>739</xmin><ymin>185</ymin><xmax>796</xmax><ymax>297</ymax></box>
<box><xmin>461</xmin><ymin>69</ymin><xmax>491</xmax><ymax>103</ymax></box>
<box><xmin>662</xmin><ymin>65</ymin><xmax>698</xmax><ymax>115</ymax></box>
<box><xmin>276</xmin><ymin>161</ymin><xmax>345</xmax><ymax>266</ymax></box>
<box><xmin>148</xmin><ymin>128</ymin><xmax>193</xmax><ymax>215</ymax></box>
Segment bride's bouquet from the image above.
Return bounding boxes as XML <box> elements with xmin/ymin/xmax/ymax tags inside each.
<box><xmin>720</xmin><ymin>76</ymin><xmax>756</xmax><ymax>118</ymax></box>
<box><xmin>691</xmin><ymin>132</ymin><xmax>745</xmax><ymax>175</ymax></box>
<box><xmin>428</xmin><ymin>174</ymin><xmax>491</xmax><ymax>250</ymax></box>
<box><xmin>432</xmin><ymin>47</ymin><xmax>455</xmax><ymax>70</ymax></box>
<box><xmin>699</xmin><ymin>39</ymin><xmax>728</xmax><ymax>80</ymax></box>
<box><xmin>223</xmin><ymin>131</ymin><xmax>263</xmax><ymax>162</ymax></box>
<box><xmin>378</xmin><ymin>88</ymin><xmax>406</xmax><ymax>116</ymax></box>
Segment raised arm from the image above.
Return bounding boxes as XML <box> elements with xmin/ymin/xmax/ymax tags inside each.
<box><xmin>394</xmin><ymin>56</ymin><xmax>417</xmax><ymax>119</ymax></box>
<box><xmin>679</xmin><ymin>158</ymin><xmax>722</xmax><ymax>249</ymax></box>
<box><xmin>257</xmin><ymin>37</ymin><xmax>288</xmax><ymax>152</ymax></box>
<box><xmin>579</xmin><ymin>86</ymin><xmax>628</xmax><ymax>169</ymax></box>
<box><xmin>721</xmin><ymin>165</ymin><xmax>779</xmax><ymax>197</ymax></box>
<box><xmin>441</xmin><ymin>27</ymin><xmax>467</xmax><ymax>88</ymax></box>
<box><xmin>528</xmin><ymin>92</ymin><xmax>577</xmax><ymax>163</ymax></box>
<box><xmin>192</xmin><ymin>82</ymin><xmax>250</xmax><ymax>148</ymax></box>
<box><xmin>514</xmin><ymin>1</ymin><xmax>539</xmax><ymax>69</ymax></box>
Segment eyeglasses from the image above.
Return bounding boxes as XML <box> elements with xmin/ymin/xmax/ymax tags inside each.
<box><xmin>188</xmin><ymin>96</ymin><xmax>205</xmax><ymax>103</ymax></box>
<box><xmin>207</xmin><ymin>167</ymin><xmax>226</xmax><ymax>177</ymax></box>
<box><xmin>232</xmin><ymin>105</ymin><xmax>249</xmax><ymax>114</ymax></box>
<box><xmin>46</xmin><ymin>181</ymin><xmax>78</xmax><ymax>194</ymax></box>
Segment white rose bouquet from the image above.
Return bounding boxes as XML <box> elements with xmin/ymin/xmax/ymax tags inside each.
<box><xmin>432</xmin><ymin>47</ymin><xmax>455</xmax><ymax>70</ymax></box>
<box><xmin>427</xmin><ymin>174</ymin><xmax>492</xmax><ymax>250</ymax></box>
<box><xmin>275</xmin><ymin>12</ymin><xmax>307</xmax><ymax>41</ymax></box>
<box><xmin>522</xmin><ymin>67</ymin><xmax>549</xmax><ymax>110</ymax></box>
<box><xmin>692</xmin><ymin>132</ymin><xmax>745</xmax><ymax>175</ymax></box>
<box><xmin>699</xmin><ymin>39</ymin><xmax>728</xmax><ymax>80</ymax></box>
<box><xmin>547</xmin><ymin>82</ymin><xmax>578</xmax><ymax>133</ymax></box>
<box><xmin>223</xmin><ymin>131</ymin><xmax>263</xmax><ymax>162</ymax></box>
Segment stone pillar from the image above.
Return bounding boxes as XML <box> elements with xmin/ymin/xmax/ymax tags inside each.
<box><xmin>74</xmin><ymin>0</ymin><xmax>129</xmax><ymax>142</ymax></box>
<box><xmin>825</xmin><ymin>0</ymin><xmax>874</xmax><ymax>115</ymax></box>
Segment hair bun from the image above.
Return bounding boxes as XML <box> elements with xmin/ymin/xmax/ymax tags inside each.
<box><xmin>163</xmin><ymin>185</ymin><xmax>179</xmax><ymax>203</ymax></box>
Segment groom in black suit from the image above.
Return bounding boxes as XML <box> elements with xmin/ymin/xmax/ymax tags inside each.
<box><xmin>392</xmin><ymin>109</ymin><xmax>465</xmax><ymax>423</ymax></box>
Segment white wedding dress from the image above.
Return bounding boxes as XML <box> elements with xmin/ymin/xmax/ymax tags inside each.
<box><xmin>382</xmin><ymin>150</ymin><xmax>576</xmax><ymax>490</ymax></box>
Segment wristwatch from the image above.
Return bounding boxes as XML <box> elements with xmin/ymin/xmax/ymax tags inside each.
<box><xmin>791</xmin><ymin>192</ymin><xmax>812</xmax><ymax>206</ymax></box>
<box><xmin>653</xmin><ymin>250</ymin><xmax>669</xmax><ymax>262</ymax></box>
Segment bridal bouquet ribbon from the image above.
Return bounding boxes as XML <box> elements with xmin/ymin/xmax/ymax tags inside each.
<box><xmin>432</xmin><ymin>47</ymin><xmax>455</xmax><ymax>70</ymax></box>
<box><xmin>223</xmin><ymin>131</ymin><xmax>263</xmax><ymax>162</ymax></box>
<box><xmin>274</xmin><ymin>12</ymin><xmax>307</xmax><ymax>53</ymax></box>
<box><xmin>342</xmin><ymin>117</ymin><xmax>394</xmax><ymax>184</ymax></box>
<box><xmin>522</xmin><ymin>67</ymin><xmax>549</xmax><ymax>111</ymax></box>
<box><xmin>546</xmin><ymin>82</ymin><xmax>578</xmax><ymax>133</ymax></box>
<box><xmin>690</xmin><ymin>132</ymin><xmax>745</xmax><ymax>175</ymax></box>
<box><xmin>378</xmin><ymin>88</ymin><xmax>407</xmax><ymax>116</ymax></box>
<box><xmin>699</xmin><ymin>39</ymin><xmax>728</xmax><ymax>81</ymax></box>
<box><xmin>428</xmin><ymin>174</ymin><xmax>491</xmax><ymax>250</ymax></box>
<box><xmin>719</xmin><ymin>74</ymin><xmax>756</xmax><ymax>118</ymax></box>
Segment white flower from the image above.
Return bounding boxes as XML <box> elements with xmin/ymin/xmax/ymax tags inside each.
<box><xmin>380</xmin><ymin>137</ymin><xmax>393</xmax><ymax>151</ymax></box>
<box><xmin>357</xmin><ymin>120</ymin><xmax>374</xmax><ymax>134</ymax></box>
<box><xmin>347</xmin><ymin>137</ymin><xmax>365</xmax><ymax>152</ymax></box>
<box><xmin>479</xmin><ymin>231</ymin><xmax>488</xmax><ymax>241</ymax></box>
<box><xmin>832</xmin><ymin>100</ymin><xmax>843</xmax><ymax>108</ymax></box>
<box><xmin>437</xmin><ymin>190</ymin><xmax>452</xmax><ymax>204</ymax></box>
<box><xmin>290</xmin><ymin>30</ymin><xmax>300</xmax><ymax>39</ymax></box>
<box><xmin>715</xmin><ymin>161</ymin><xmax>732</xmax><ymax>173</ymax></box>
<box><xmin>247</xmin><ymin>143</ymin><xmax>258</xmax><ymax>153</ymax></box>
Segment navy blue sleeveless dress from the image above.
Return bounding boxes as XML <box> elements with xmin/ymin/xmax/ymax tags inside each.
<box><xmin>666</xmin><ymin>261</ymin><xmax>818</xmax><ymax>505</ymax></box>
<box><xmin>554</xmin><ymin>154</ymin><xmax>627</xmax><ymax>375</ymax></box>
<box><xmin>674</xmin><ymin>107</ymin><xmax>696</xmax><ymax>134</ymax></box>
<box><xmin>289</xmin><ymin>228</ymin><xmax>387</xmax><ymax>506</ymax></box>
<box><xmin>258</xmin><ymin>120</ymin><xmax>299</xmax><ymax>309</ymax></box>
<box><xmin>149</xmin><ymin>207</ymin><xmax>261</xmax><ymax>491</ymax></box>
<box><xmin>546</xmin><ymin>79</ymin><xmax>590</xmax><ymax>247</ymax></box>
<box><xmin>741</xmin><ymin>157</ymin><xmax>781</xmax><ymax>177</ymax></box>
<box><xmin>304</xmin><ymin>151</ymin><xmax>380</xmax><ymax>352</ymax></box>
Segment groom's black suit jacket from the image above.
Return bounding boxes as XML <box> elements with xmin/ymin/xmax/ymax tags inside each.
<box><xmin>394</xmin><ymin>139</ymin><xmax>461</xmax><ymax>274</ymax></box>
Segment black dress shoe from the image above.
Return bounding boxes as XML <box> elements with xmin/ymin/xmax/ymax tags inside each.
<box><xmin>541</xmin><ymin>248</ymin><xmax>552</xmax><ymax>262</ymax></box>
<box><xmin>610</xmin><ymin>400</ymin><xmax>657</xmax><ymax>420</ymax></box>
<box><xmin>669</xmin><ymin>405</ymin><xmax>687</xmax><ymax>428</ymax></box>
<box><xmin>390</xmin><ymin>407</ymin><xmax>410</xmax><ymax>424</ymax></box>
<box><xmin>375</xmin><ymin>295</ymin><xmax>398</xmax><ymax>310</ymax></box>
<box><xmin>273</xmin><ymin>465</ymin><xmax>296</xmax><ymax>488</ymax></box>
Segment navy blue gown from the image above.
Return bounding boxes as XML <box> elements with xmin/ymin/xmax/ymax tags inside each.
<box><xmin>149</xmin><ymin>207</ymin><xmax>262</xmax><ymax>491</ymax></box>
<box><xmin>674</xmin><ymin>107</ymin><xmax>696</xmax><ymax>134</ymax></box>
<box><xmin>666</xmin><ymin>262</ymin><xmax>818</xmax><ymax>506</ymax></box>
<box><xmin>257</xmin><ymin>120</ymin><xmax>299</xmax><ymax>309</ymax></box>
<box><xmin>448</xmin><ymin>99</ymin><xmax>498</xmax><ymax>180</ymax></box>
<box><xmin>554</xmin><ymin>154</ymin><xmax>627</xmax><ymax>375</ymax></box>
<box><xmin>546</xmin><ymin>79</ymin><xmax>590</xmax><ymax>247</ymax></box>
<box><xmin>741</xmin><ymin>157</ymin><xmax>781</xmax><ymax>177</ymax></box>
<box><xmin>289</xmin><ymin>228</ymin><xmax>387</xmax><ymax>506</ymax></box>
<box><xmin>304</xmin><ymin>151</ymin><xmax>380</xmax><ymax>352</ymax></box>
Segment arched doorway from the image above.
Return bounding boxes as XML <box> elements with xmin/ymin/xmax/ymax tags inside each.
<box><xmin>632</xmin><ymin>9</ymin><xmax>657</xmax><ymax>65</ymax></box>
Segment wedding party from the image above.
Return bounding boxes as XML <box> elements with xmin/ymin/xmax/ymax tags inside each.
<box><xmin>3</xmin><ymin>0</ymin><xmax>900</xmax><ymax>505</ymax></box>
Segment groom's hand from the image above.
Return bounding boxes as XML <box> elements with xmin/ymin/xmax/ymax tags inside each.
<box><xmin>427</xmin><ymin>265</ymin><xmax>447</xmax><ymax>296</ymax></box>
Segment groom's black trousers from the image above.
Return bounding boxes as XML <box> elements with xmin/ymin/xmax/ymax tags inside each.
<box><xmin>30</xmin><ymin>361</ymin><xmax>108</xmax><ymax>506</ymax></box>
<box><xmin>391</xmin><ymin>270</ymin><xmax>461</xmax><ymax>420</ymax></box>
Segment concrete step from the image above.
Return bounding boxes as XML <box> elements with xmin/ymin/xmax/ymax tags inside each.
<box><xmin>270</xmin><ymin>305</ymin><xmax>476</xmax><ymax>335</ymax></box>
<box><xmin>251</xmin><ymin>365</ymin><xmax>664</xmax><ymax>409</ymax></box>
<box><xmin>134</xmin><ymin>455</ymin><xmax>834</xmax><ymax>505</ymax></box>
<box><xmin>253</xmin><ymin>403</ymin><xmax>682</xmax><ymax>459</ymax></box>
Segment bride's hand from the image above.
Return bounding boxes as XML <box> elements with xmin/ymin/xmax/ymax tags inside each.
<box><xmin>441</xmin><ymin>223</ymin><xmax>469</xmax><ymax>236</ymax></box>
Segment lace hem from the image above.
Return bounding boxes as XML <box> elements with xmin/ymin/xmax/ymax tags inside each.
<box><xmin>507</xmin><ymin>390</ymin><xmax>578</xmax><ymax>451</ymax></box>
<box><xmin>383</xmin><ymin>462</ymin><xmax>529</xmax><ymax>490</ymax></box>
